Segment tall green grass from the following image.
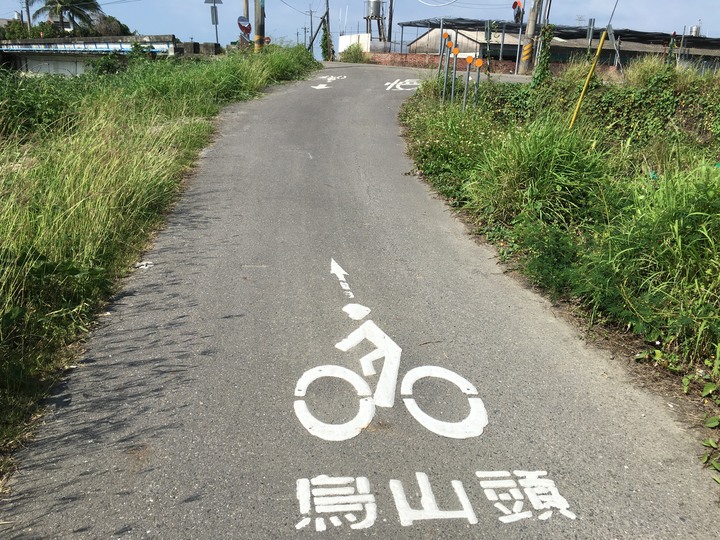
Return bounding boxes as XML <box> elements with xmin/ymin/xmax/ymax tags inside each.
<box><xmin>400</xmin><ymin>55</ymin><xmax>720</xmax><ymax>391</ymax></box>
<box><xmin>0</xmin><ymin>46</ymin><xmax>320</xmax><ymax>480</ymax></box>
<box><xmin>339</xmin><ymin>43</ymin><xmax>371</xmax><ymax>63</ymax></box>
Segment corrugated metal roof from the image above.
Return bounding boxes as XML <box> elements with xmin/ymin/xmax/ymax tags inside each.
<box><xmin>398</xmin><ymin>18</ymin><xmax>720</xmax><ymax>50</ymax></box>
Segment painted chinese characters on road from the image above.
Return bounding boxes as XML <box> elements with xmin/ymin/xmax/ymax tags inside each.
<box><xmin>296</xmin><ymin>471</ymin><xmax>576</xmax><ymax>532</ymax></box>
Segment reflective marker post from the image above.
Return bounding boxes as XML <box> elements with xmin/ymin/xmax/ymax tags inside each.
<box><xmin>437</xmin><ymin>21</ymin><xmax>446</xmax><ymax>77</ymax></box>
<box><xmin>462</xmin><ymin>55</ymin><xmax>473</xmax><ymax>111</ymax></box>
<box><xmin>450</xmin><ymin>46</ymin><xmax>459</xmax><ymax>104</ymax></box>
<box><xmin>473</xmin><ymin>58</ymin><xmax>483</xmax><ymax>106</ymax></box>
<box><xmin>442</xmin><ymin>39</ymin><xmax>452</xmax><ymax>104</ymax></box>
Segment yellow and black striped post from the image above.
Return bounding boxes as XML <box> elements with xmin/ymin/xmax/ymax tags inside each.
<box><xmin>254</xmin><ymin>0</ymin><xmax>265</xmax><ymax>52</ymax></box>
<box><xmin>518</xmin><ymin>0</ymin><xmax>542</xmax><ymax>75</ymax></box>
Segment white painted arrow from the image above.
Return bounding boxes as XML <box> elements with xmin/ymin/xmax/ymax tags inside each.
<box><xmin>331</xmin><ymin>258</ymin><xmax>348</xmax><ymax>281</ymax></box>
<box><xmin>331</xmin><ymin>258</ymin><xmax>354</xmax><ymax>298</ymax></box>
<box><xmin>311</xmin><ymin>84</ymin><xmax>331</xmax><ymax>89</ymax></box>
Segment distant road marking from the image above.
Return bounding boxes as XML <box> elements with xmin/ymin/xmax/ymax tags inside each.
<box><xmin>312</xmin><ymin>75</ymin><xmax>348</xmax><ymax>90</ymax></box>
<box><xmin>385</xmin><ymin>79</ymin><xmax>420</xmax><ymax>91</ymax></box>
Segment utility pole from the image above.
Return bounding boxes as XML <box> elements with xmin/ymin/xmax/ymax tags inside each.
<box><xmin>325</xmin><ymin>0</ymin><xmax>334</xmax><ymax>60</ymax></box>
<box><xmin>243</xmin><ymin>0</ymin><xmax>248</xmax><ymax>18</ymax></box>
<box><xmin>309</xmin><ymin>6</ymin><xmax>315</xmax><ymax>41</ymax></box>
<box><xmin>542</xmin><ymin>0</ymin><xmax>552</xmax><ymax>24</ymax></box>
<box><xmin>387</xmin><ymin>0</ymin><xmax>394</xmax><ymax>47</ymax></box>
<box><xmin>24</xmin><ymin>0</ymin><xmax>31</xmax><ymax>36</ymax></box>
<box><xmin>518</xmin><ymin>0</ymin><xmax>542</xmax><ymax>75</ymax></box>
<box><xmin>254</xmin><ymin>0</ymin><xmax>265</xmax><ymax>52</ymax></box>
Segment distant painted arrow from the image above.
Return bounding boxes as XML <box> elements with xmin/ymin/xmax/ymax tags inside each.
<box><xmin>331</xmin><ymin>258</ymin><xmax>354</xmax><ymax>298</ymax></box>
<box><xmin>311</xmin><ymin>84</ymin><xmax>331</xmax><ymax>89</ymax></box>
<box><xmin>331</xmin><ymin>258</ymin><xmax>348</xmax><ymax>281</ymax></box>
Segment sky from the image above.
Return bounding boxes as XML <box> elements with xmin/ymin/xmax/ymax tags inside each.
<box><xmin>2</xmin><ymin>0</ymin><xmax>719</xmax><ymax>51</ymax></box>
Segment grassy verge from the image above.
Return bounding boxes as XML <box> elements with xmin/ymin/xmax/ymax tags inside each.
<box><xmin>400</xmin><ymin>56</ymin><xmax>720</xmax><ymax>431</ymax></box>
<box><xmin>0</xmin><ymin>45</ymin><xmax>321</xmax><ymax>483</ymax></box>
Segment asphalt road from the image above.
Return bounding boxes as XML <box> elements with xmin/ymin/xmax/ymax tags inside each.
<box><xmin>2</xmin><ymin>63</ymin><xmax>718</xmax><ymax>539</ymax></box>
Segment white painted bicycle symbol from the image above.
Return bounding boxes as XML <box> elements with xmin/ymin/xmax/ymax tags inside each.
<box><xmin>293</xmin><ymin>259</ymin><xmax>489</xmax><ymax>441</ymax></box>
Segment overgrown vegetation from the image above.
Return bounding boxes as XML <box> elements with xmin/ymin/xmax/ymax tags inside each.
<box><xmin>0</xmin><ymin>45</ymin><xmax>320</xmax><ymax>483</ymax></box>
<box><xmin>401</xmin><ymin>56</ymin><xmax>720</xmax><ymax>419</ymax></box>
<box><xmin>339</xmin><ymin>43</ymin><xmax>370</xmax><ymax>64</ymax></box>
<box><xmin>0</xmin><ymin>14</ymin><xmax>132</xmax><ymax>40</ymax></box>
<box><xmin>320</xmin><ymin>18</ymin><xmax>333</xmax><ymax>61</ymax></box>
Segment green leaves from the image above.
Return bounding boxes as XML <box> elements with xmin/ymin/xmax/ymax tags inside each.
<box><xmin>403</xmin><ymin>62</ymin><xmax>720</xmax><ymax>385</ymax></box>
<box><xmin>702</xmin><ymin>383</ymin><xmax>718</xmax><ymax>398</ymax></box>
<box><xmin>703</xmin><ymin>438</ymin><xmax>718</xmax><ymax>449</ymax></box>
<box><xmin>339</xmin><ymin>44</ymin><xmax>370</xmax><ymax>64</ymax></box>
<box><xmin>403</xmin><ymin>60</ymin><xmax>720</xmax><ymax>482</ymax></box>
<box><xmin>0</xmin><ymin>68</ymin><xmax>90</xmax><ymax>138</ymax></box>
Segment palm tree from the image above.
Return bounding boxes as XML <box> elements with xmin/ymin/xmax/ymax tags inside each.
<box><xmin>33</xmin><ymin>0</ymin><xmax>104</xmax><ymax>32</ymax></box>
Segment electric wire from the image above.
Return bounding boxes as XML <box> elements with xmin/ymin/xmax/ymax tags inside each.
<box><xmin>415</xmin><ymin>0</ymin><xmax>506</xmax><ymax>6</ymax></box>
<box><xmin>415</xmin><ymin>0</ymin><xmax>460</xmax><ymax>7</ymax></box>
<box><xmin>279</xmin><ymin>0</ymin><xmax>310</xmax><ymax>16</ymax></box>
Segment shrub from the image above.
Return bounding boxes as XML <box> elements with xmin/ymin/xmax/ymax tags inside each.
<box><xmin>401</xmin><ymin>57</ymin><xmax>720</xmax><ymax>382</ymax></box>
<box><xmin>576</xmin><ymin>164</ymin><xmax>720</xmax><ymax>363</ymax></box>
<box><xmin>340</xmin><ymin>43</ymin><xmax>369</xmax><ymax>63</ymax></box>
<box><xmin>0</xmin><ymin>46</ymin><xmax>321</xmax><ymax>477</ymax></box>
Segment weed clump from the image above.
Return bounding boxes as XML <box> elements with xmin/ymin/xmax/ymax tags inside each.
<box><xmin>0</xmin><ymin>46</ymin><xmax>320</xmax><ymax>478</ymax></box>
<box><xmin>339</xmin><ymin>43</ymin><xmax>371</xmax><ymax>64</ymax></box>
<box><xmin>401</xmin><ymin>55</ymin><xmax>720</xmax><ymax>391</ymax></box>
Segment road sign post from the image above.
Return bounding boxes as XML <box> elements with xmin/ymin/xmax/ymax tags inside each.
<box><xmin>205</xmin><ymin>0</ymin><xmax>223</xmax><ymax>45</ymax></box>
<box><xmin>237</xmin><ymin>15</ymin><xmax>251</xmax><ymax>47</ymax></box>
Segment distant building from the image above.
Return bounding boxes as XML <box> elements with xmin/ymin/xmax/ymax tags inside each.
<box><xmin>398</xmin><ymin>19</ymin><xmax>720</xmax><ymax>68</ymax></box>
<box><xmin>45</xmin><ymin>15</ymin><xmax>73</xmax><ymax>34</ymax></box>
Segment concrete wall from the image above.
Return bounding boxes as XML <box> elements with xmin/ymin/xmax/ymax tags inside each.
<box><xmin>339</xmin><ymin>33</ymin><xmax>371</xmax><ymax>53</ymax></box>
<box><xmin>17</xmin><ymin>54</ymin><xmax>87</xmax><ymax>75</ymax></box>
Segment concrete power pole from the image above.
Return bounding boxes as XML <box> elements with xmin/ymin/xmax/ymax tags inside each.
<box><xmin>254</xmin><ymin>0</ymin><xmax>265</xmax><ymax>52</ymax></box>
<box><xmin>325</xmin><ymin>0</ymin><xmax>334</xmax><ymax>60</ymax></box>
<box><xmin>387</xmin><ymin>0</ymin><xmax>394</xmax><ymax>46</ymax></box>
<box><xmin>518</xmin><ymin>0</ymin><xmax>543</xmax><ymax>75</ymax></box>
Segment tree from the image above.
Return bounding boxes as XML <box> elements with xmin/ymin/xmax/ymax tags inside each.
<box><xmin>33</xmin><ymin>0</ymin><xmax>103</xmax><ymax>32</ymax></box>
<box><xmin>92</xmin><ymin>14</ymin><xmax>133</xmax><ymax>37</ymax></box>
<box><xmin>0</xmin><ymin>20</ymin><xmax>26</xmax><ymax>39</ymax></box>
<box><xmin>320</xmin><ymin>17</ymin><xmax>332</xmax><ymax>61</ymax></box>
<box><xmin>1</xmin><ymin>18</ymin><xmax>62</xmax><ymax>39</ymax></box>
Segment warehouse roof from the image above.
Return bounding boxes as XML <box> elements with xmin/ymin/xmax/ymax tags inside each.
<box><xmin>398</xmin><ymin>18</ymin><xmax>720</xmax><ymax>50</ymax></box>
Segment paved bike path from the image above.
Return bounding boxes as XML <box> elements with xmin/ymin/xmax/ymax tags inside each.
<box><xmin>2</xmin><ymin>64</ymin><xmax>717</xmax><ymax>539</ymax></box>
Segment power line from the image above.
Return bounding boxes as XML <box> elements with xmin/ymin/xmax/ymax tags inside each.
<box><xmin>415</xmin><ymin>0</ymin><xmax>507</xmax><ymax>6</ymax></box>
<box><xmin>100</xmin><ymin>0</ymin><xmax>143</xmax><ymax>6</ymax></box>
<box><xmin>278</xmin><ymin>0</ymin><xmax>308</xmax><ymax>16</ymax></box>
